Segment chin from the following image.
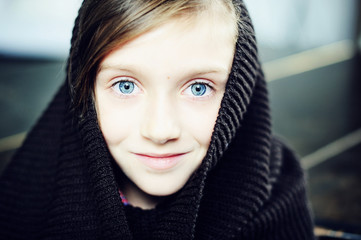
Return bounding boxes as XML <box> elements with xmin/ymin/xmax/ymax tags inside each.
<box><xmin>140</xmin><ymin>179</ymin><xmax>187</xmax><ymax>197</ymax></box>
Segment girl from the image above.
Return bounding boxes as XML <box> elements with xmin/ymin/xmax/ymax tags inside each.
<box><xmin>0</xmin><ymin>0</ymin><xmax>315</xmax><ymax>239</ymax></box>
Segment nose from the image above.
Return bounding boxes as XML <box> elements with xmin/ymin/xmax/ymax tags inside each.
<box><xmin>140</xmin><ymin>96</ymin><xmax>181</xmax><ymax>144</ymax></box>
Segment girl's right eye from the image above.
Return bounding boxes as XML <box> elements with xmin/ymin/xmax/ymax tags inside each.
<box><xmin>112</xmin><ymin>78</ymin><xmax>141</xmax><ymax>95</ymax></box>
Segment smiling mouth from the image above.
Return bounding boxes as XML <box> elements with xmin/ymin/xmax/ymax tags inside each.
<box><xmin>134</xmin><ymin>153</ymin><xmax>188</xmax><ymax>171</ymax></box>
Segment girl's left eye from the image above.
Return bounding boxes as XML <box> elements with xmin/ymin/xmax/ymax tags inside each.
<box><xmin>112</xmin><ymin>79</ymin><xmax>140</xmax><ymax>95</ymax></box>
<box><xmin>184</xmin><ymin>82</ymin><xmax>213</xmax><ymax>97</ymax></box>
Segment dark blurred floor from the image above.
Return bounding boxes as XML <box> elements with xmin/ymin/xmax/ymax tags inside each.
<box><xmin>0</xmin><ymin>52</ymin><xmax>360</xmax><ymax>234</ymax></box>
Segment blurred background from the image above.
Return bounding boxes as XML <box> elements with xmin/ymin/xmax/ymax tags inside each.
<box><xmin>0</xmin><ymin>0</ymin><xmax>360</xmax><ymax>237</ymax></box>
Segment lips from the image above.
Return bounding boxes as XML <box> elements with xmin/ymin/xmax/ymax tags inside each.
<box><xmin>134</xmin><ymin>152</ymin><xmax>187</xmax><ymax>171</ymax></box>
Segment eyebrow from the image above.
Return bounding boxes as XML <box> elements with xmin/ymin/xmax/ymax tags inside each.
<box><xmin>98</xmin><ymin>63</ymin><xmax>229</xmax><ymax>80</ymax></box>
<box><xmin>98</xmin><ymin>64</ymin><xmax>136</xmax><ymax>74</ymax></box>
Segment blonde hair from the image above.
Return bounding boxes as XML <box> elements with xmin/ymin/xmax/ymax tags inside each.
<box><xmin>70</xmin><ymin>0</ymin><xmax>240</xmax><ymax>115</ymax></box>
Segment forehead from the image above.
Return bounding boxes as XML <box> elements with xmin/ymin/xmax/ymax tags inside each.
<box><xmin>99</xmin><ymin>14</ymin><xmax>236</xmax><ymax>79</ymax></box>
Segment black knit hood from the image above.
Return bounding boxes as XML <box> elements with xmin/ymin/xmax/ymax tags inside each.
<box><xmin>0</xmin><ymin>1</ymin><xmax>315</xmax><ymax>239</ymax></box>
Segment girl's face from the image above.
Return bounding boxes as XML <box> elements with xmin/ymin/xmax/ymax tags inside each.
<box><xmin>95</xmin><ymin>14</ymin><xmax>235</xmax><ymax>208</ymax></box>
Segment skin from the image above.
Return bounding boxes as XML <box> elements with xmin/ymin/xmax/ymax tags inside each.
<box><xmin>94</xmin><ymin>13</ymin><xmax>236</xmax><ymax>209</ymax></box>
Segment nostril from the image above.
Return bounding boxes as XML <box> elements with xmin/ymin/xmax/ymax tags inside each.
<box><xmin>141</xmin><ymin>125</ymin><xmax>180</xmax><ymax>145</ymax></box>
<box><xmin>153</xmin><ymin>138</ymin><xmax>170</xmax><ymax>145</ymax></box>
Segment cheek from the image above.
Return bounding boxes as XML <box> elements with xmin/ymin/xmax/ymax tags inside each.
<box><xmin>181</xmin><ymin>101</ymin><xmax>221</xmax><ymax>147</ymax></box>
<box><xmin>98</xmin><ymin>113</ymin><xmax>127</xmax><ymax>146</ymax></box>
<box><xmin>95</xmin><ymin>95</ymin><xmax>138</xmax><ymax>146</ymax></box>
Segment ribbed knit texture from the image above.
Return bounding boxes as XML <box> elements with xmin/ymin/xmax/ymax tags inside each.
<box><xmin>0</xmin><ymin>0</ymin><xmax>315</xmax><ymax>239</ymax></box>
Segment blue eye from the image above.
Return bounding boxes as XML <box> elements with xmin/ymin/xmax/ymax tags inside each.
<box><xmin>183</xmin><ymin>81</ymin><xmax>213</xmax><ymax>98</ymax></box>
<box><xmin>191</xmin><ymin>83</ymin><xmax>207</xmax><ymax>96</ymax></box>
<box><xmin>112</xmin><ymin>78</ymin><xmax>140</xmax><ymax>96</ymax></box>
<box><xmin>118</xmin><ymin>81</ymin><xmax>135</xmax><ymax>94</ymax></box>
